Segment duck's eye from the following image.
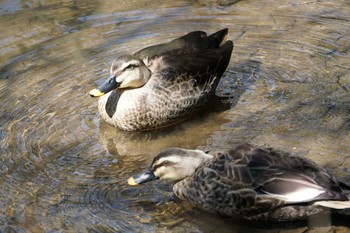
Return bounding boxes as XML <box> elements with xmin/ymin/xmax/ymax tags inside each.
<box><xmin>161</xmin><ymin>161</ymin><xmax>172</xmax><ymax>166</ymax></box>
<box><xmin>124</xmin><ymin>64</ymin><xmax>138</xmax><ymax>71</ymax></box>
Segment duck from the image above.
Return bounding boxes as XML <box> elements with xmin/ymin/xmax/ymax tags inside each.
<box><xmin>89</xmin><ymin>29</ymin><xmax>233</xmax><ymax>131</ymax></box>
<box><xmin>128</xmin><ymin>144</ymin><xmax>350</xmax><ymax>221</ymax></box>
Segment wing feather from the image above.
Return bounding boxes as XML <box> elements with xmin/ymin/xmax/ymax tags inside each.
<box><xmin>174</xmin><ymin>144</ymin><xmax>348</xmax><ymax>217</ymax></box>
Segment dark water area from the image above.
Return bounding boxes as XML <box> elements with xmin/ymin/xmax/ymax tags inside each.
<box><xmin>1</xmin><ymin>0</ymin><xmax>350</xmax><ymax>232</ymax></box>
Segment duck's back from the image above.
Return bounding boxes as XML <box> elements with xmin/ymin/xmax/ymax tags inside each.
<box><xmin>174</xmin><ymin>144</ymin><xmax>349</xmax><ymax>220</ymax></box>
<box><xmin>134</xmin><ymin>28</ymin><xmax>229</xmax><ymax>59</ymax></box>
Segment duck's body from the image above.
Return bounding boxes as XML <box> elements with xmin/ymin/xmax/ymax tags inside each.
<box><xmin>128</xmin><ymin>144</ymin><xmax>350</xmax><ymax>221</ymax></box>
<box><xmin>90</xmin><ymin>29</ymin><xmax>233</xmax><ymax>131</ymax></box>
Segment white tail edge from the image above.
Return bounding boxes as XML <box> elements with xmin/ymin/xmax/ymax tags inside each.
<box><xmin>314</xmin><ymin>201</ymin><xmax>350</xmax><ymax>209</ymax></box>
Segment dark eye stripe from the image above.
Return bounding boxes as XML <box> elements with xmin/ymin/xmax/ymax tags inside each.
<box><xmin>153</xmin><ymin>160</ymin><xmax>174</xmax><ymax>171</ymax></box>
<box><xmin>123</xmin><ymin>63</ymin><xmax>139</xmax><ymax>71</ymax></box>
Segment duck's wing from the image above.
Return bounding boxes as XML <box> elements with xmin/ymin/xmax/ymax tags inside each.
<box><xmin>140</xmin><ymin>41</ymin><xmax>233</xmax><ymax>124</ymax></box>
<box><xmin>158</xmin><ymin>40</ymin><xmax>234</xmax><ymax>86</ymax></box>
<box><xmin>239</xmin><ymin>145</ymin><xmax>348</xmax><ymax>203</ymax></box>
<box><xmin>174</xmin><ymin>149</ymin><xmax>286</xmax><ymax>217</ymax></box>
<box><xmin>174</xmin><ymin>144</ymin><xmax>348</xmax><ymax>217</ymax></box>
<box><xmin>134</xmin><ymin>28</ymin><xmax>229</xmax><ymax>59</ymax></box>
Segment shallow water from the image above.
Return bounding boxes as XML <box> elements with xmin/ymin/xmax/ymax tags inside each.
<box><xmin>1</xmin><ymin>0</ymin><xmax>350</xmax><ymax>232</ymax></box>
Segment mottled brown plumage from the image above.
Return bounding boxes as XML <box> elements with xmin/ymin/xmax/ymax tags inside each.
<box><xmin>89</xmin><ymin>29</ymin><xmax>233</xmax><ymax>131</ymax></box>
<box><xmin>128</xmin><ymin>144</ymin><xmax>350</xmax><ymax>221</ymax></box>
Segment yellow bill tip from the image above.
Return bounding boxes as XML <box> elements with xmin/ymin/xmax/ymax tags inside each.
<box><xmin>127</xmin><ymin>177</ymin><xmax>139</xmax><ymax>186</ymax></box>
<box><xmin>89</xmin><ymin>89</ymin><xmax>105</xmax><ymax>97</ymax></box>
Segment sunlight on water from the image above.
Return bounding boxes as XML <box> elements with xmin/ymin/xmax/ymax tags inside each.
<box><xmin>0</xmin><ymin>0</ymin><xmax>350</xmax><ymax>232</ymax></box>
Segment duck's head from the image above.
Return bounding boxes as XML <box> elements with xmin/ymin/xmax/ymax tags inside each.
<box><xmin>89</xmin><ymin>55</ymin><xmax>151</xmax><ymax>97</ymax></box>
<box><xmin>128</xmin><ymin>148</ymin><xmax>213</xmax><ymax>185</ymax></box>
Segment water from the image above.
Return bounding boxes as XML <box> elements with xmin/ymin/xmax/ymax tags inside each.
<box><xmin>1</xmin><ymin>0</ymin><xmax>350</xmax><ymax>232</ymax></box>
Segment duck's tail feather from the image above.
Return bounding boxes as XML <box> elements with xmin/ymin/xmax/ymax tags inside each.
<box><xmin>314</xmin><ymin>185</ymin><xmax>350</xmax><ymax>210</ymax></box>
<box><xmin>314</xmin><ymin>200</ymin><xmax>350</xmax><ymax>209</ymax></box>
<box><xmin>208</xmin><ymin>28</ymin><xmax>229</xmax><ymax>47</ymax></box>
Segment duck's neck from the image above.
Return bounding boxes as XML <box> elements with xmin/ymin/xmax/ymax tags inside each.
<box><xmin>179</xmin><ymin>150</ymin><xmax>214</xmax><ymax>177</ymax></box>
<box><xmin>173</xmin><ymin>150</ymin><xmax>214</xmax><ymax>199</ymax></box>
<box><xmin>193</xmin><ymin>149</ymin><xmax>214</xmax><ymax>163</ymax></box>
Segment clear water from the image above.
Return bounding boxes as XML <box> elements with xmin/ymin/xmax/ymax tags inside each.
<box><xmin>1</xmin><ymin>0</ymin><xmax>350</xmax><ymax>232</ymax></box>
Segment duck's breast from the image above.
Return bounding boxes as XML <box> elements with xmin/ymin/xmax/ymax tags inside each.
<box><xmin>98</xmin><ymin>88</ymin><xmax>147</xmax><ymax>130</ymax></box>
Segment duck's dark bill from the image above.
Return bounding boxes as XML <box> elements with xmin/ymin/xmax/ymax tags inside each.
<box><xmin>128</xmin><ymin>169</ymin><xmax>158</xmax><ymax>186</ymax></box>
<box><xmin>89</xmin><ymin>75</ymin><xmax>119</xmax><ymax>97</ymax></box>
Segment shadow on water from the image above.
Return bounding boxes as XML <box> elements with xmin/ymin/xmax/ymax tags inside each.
<box><xmin>128</xmin><ymin>197</ymin><xmax>350</xmax><ymax>232</ymax></box>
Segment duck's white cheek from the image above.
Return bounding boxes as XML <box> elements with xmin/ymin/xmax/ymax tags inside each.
<box><xmin>155</xmin><ymin>168</ymin><xmax>176</xmax><ymax>180</ymax></box>
<box><xmin>119</xmin><ymin>72</ymin><xmax>140</xmax><ymax>88</ymax></box>
<box><xmin>116</xmin><ymin>73</ymin><xmax>128</xmax><ymax>86</ymax></box>
<box><xmin>163</xmin><ymin>168</ymin><xmax>182</xmax><ymax>180</ymax></box>
<box><xmin>154</xmin><ymin>169</ymin><xmax>164</xmax><ymax>179</ymax></box>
